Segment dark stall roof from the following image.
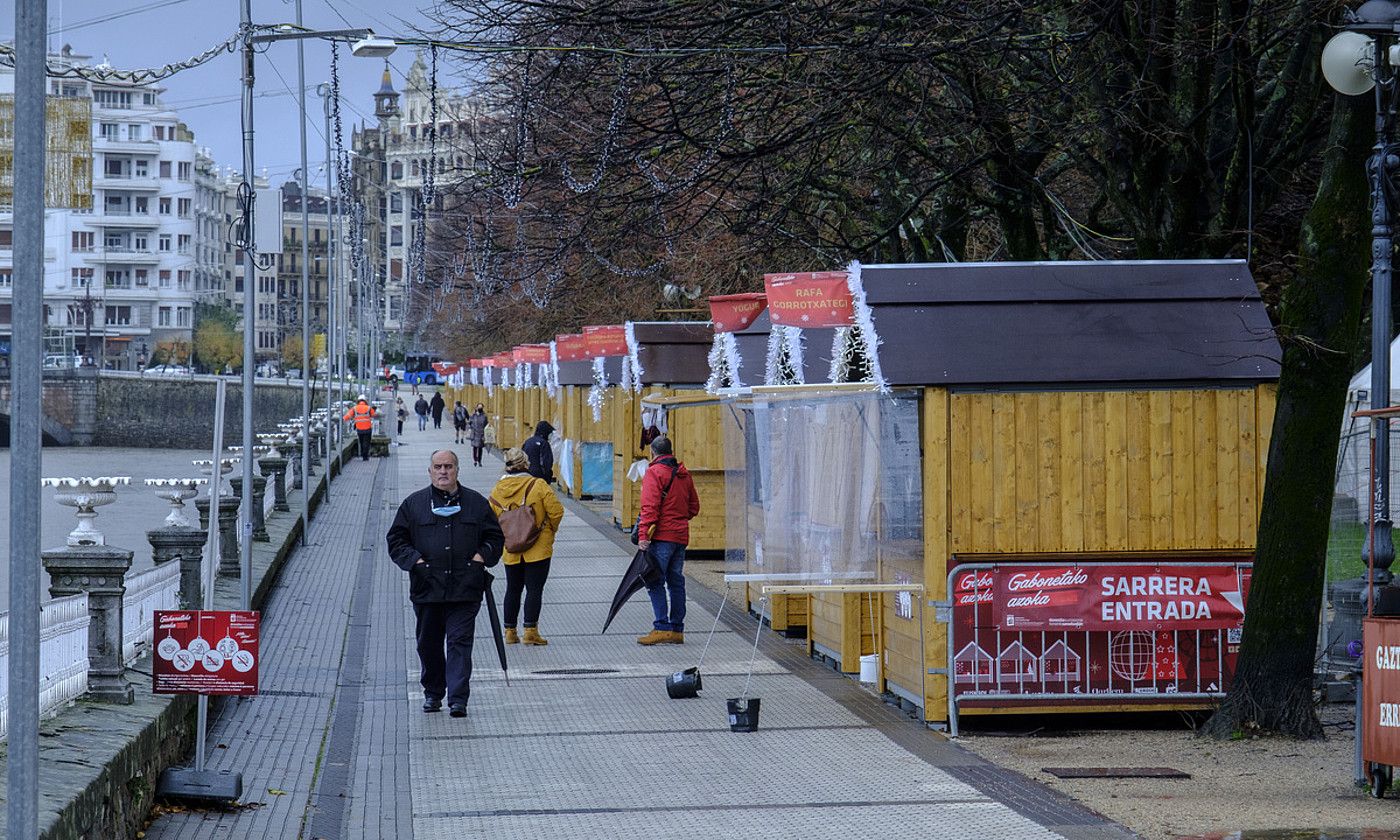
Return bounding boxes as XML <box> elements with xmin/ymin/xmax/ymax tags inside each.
<box><xmin>631</xmin><ymin>321</ymin><xmax>714</xmax><ymax>385</ymax></box>
<box><xmin>733</xmin><ymin>310</ymin><xmax>837</xmax><ymax>385</ymax></box>
<box><xmin>557</xmin><ymin>357</ymin><xmax>623</xmax><ymax>386</ymax></box>
<box><xmin>860</xmin><ymin>260</ymin><xmax>1279</xmax><ymax>387</ymax></box>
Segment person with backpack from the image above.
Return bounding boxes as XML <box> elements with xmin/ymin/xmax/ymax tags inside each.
<box><xmin>452</xmin><ymin>401</ymin><xmax>468</xmax><ymax>444</ymax></box>
<box><xmin>488</xmin><ymin>448</ymin><xmax>565</xmax><ymax>646</ymax></box>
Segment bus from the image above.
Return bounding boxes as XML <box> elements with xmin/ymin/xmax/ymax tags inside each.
<box><xmin>403</xmin><ymin>353</ymin><xmax>442</xmax><ymax>386</ymax></box>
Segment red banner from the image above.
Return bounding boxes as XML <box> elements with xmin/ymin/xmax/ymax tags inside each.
<box><xmin>709</xmin><ymin>293</ymin><xmax>768</xmax><ymax>333</ymax></box>
<box><xmin>513</xmin><ymin>344</ymin><xmax>552</xmax><ymax>365</ymax></box>
<box><xmin>763</xmin><ymin>271</ymin><xmax>853</xmax><ymax>328</ymax></box>
<box><xmin>432</xmin><ymin>361</ymin><xmax>461</xmax><ymax>376</ymax></box>
<box><xmin>556</xmin><ymin>333</ymin><xmax>588</xmax><ymax>362</ymax></box>
<box><xmin>993</xmin><ymin>564</ymin><xmax>1248</xmax><ymax>632</ymax></box>
<box><xmin>153</xmin><ymin>610</ymin><xmax>260</xmax><ymax>695</ymax></box>
<box><xmin>584</xmin><ymin>325</ymin><xmax>628</xmax><ymax>357</ymax></box>
<box><xmin>469</xmin><ymin>358</ymin><xmax>484</xmax><ymax>369</ymax></box>
<box><xmin>493</xmin><ymin>352</ymin><xmax>515</xmax><ymax>368</ymax></box>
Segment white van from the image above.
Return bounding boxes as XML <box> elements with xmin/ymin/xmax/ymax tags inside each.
<box><xmin>42</xmin><ymin>354</ymin><xmax>84</xmax><ymax>370</ymax></box>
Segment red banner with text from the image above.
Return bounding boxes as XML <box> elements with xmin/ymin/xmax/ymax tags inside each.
<box><xmin>514</xmin><ymin>344</ymin><xmax>552</xmax><ymax>365</ymax></box>
<box><xmin>583</xmin><ymin>325</ymin><xmax>628</xmax><ymax>357</ymax></box>
<box><xmin>763</xmin><ymin>271</ymin><xmax>854</xmax><ymax>328</ymax></box>
<box><xmin>556</xmin><ymin>333</ymin><xmax>588</xmax><ymax>362</ymax></box>
<box><xmin>991</xmin><ymin>564</ymin><xmax>1248</xmax><ymax>632</ymax></box>
<box><xmin>708</xmin><ymin>293</ymin><xmax>768</xmax><ymax>333</ymax></box>
<box><xmin>153</xmin><ymin>610</ymin><xmax>260</xmax><ymax>695</ymax></box>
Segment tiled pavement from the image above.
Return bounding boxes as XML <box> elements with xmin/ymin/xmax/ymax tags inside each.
<box><xmin>144</xmin><ymin>419</ymin><xmax>1137</xmax><ymax>840</ymax></box>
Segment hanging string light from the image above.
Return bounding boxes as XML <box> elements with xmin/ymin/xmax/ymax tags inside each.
<box><xmin>559</xmin><ymin>62</ymin><xmax>632</xmax><ymax>195</ymax></box>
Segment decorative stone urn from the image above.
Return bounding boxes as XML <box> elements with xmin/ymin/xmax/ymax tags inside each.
<box><xmin>41</xmin><ymin>476</ymin><xmax>131</xmax><ymax>546</ymax></box>
<box><xmin>145</xmin><ymin>478</ymin><xmax>207</xmax><ymax>528</ymax></box>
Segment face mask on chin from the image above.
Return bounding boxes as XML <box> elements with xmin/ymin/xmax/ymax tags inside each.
<box><xmin>431</xmin><ymin>505</ymin><xmax>461</xmax><ymax>517</ymax></box>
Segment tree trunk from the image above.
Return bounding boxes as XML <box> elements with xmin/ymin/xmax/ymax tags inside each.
<box><xmin>1203</xmin><ymin>94</ymin><xmax>1370</xmax><ymax>739</ymax></box>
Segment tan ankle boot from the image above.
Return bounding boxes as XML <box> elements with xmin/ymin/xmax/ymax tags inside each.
<box><xmin>664</xmin><ymin>631</ymin><xmax>684</xmax><ymax>644</ymax></box>
<box><xmin>523</xmin><ymin>626</ymin><xmax>548</xmax><ymax>646</ymax></box>
<box><xmin>637</xmin><ymin>629</ymin><xmax>670</xmax><ymax>645</ymax></box>
<box><xmin>504</xmin><ymin>627</ymin><xmax>519</xmax><ymax>645</ymax></box>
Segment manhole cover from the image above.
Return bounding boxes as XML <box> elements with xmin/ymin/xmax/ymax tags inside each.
<box><xmin>531</xmin><ymin>668</ymin><xmax>620</xmax><ymax>676</ymax></box>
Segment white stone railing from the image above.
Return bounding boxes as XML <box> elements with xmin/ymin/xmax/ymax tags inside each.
<box><xmin>121</xmin><ymin>561</ymin><xmax>180</xmax><ymax>665</ymax></box>
<box><xmin>0</xmin><ymin>593</ymin><xmax>91</xmax><ymax>740</ymax></box>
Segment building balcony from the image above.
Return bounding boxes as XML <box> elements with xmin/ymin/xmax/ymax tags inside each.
<box><xmin>84</xmin><ymin>247</ymin><xmax>159</xmax><ymax>264</ymax></box>
<box><xmin>94</xmin><ymin>137</ymin><xmax>160</xmax><ymax>153</ymax></box>
<box><xmin>94</xmin><ymin>174</ymin><xmax>161</xmax><ymax>192</ymax></box>
<box><xmin>97</xmin><ymin>211</ymin><xmax>160</xmax><ymax>229</ymax></box>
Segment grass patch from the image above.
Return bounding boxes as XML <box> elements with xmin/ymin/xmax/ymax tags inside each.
<box><xmin>1327</xmin><ymin>519</ymin><xmax>1367</xmax><ymax>582</ymax></box>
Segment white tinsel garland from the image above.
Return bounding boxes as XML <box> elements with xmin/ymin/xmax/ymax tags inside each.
<box><xmin>624</xmin><ymin>321</ymin><xmax>644</xmax><ymax>390</ymax></box>
<box><xmin>705</xmin><ymin>332</ymin><xmax>745</xmax><ymax>392</ymax></box>
<box><xmin>485</xmin><ymin>367</ymin><xmax>495</xmax><ymax>395</ymax></box>
<box><xmin>470</xmin><ymin>367</ymin><xmax>480</xmax><ymax>386</ymax></box>
<box><xmin>843</xmin><ymin>259</ymin><xmax>888</xmax><ymax>390</ymax></box>
<box><xmin>588</xmin><ymin>356</ymin><xmax>606</xmax><ymax>422</ymax></box>
<box><xmin>546</xmin><ymin>341</ymin><xmax>559</xmax><ymax>398</ymax></box>
<box><xmin>620</xmin><ymin>353</ymin><xmax>635</xmax><ymax>391</ymax></box>
<box><xmin>764</xmin><ymin>324</ymin><xmax>805</xmax><ymax>385</ymax></box>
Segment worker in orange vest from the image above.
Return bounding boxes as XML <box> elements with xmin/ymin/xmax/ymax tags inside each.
<box><xmin>343</xmin><ymin>395</ymin><xmax>378</xmax><ymax>461</ymax></box>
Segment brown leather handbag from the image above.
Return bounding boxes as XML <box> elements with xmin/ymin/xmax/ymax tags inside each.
<box><xmin>496</xmin><ymin>479</ymin><xmax>543</xmax><ymax>554</ymax></box>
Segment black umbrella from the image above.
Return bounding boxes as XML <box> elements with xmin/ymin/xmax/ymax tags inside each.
<box><xmin>482</xmin><ymin>570</ymin><xmax>509</xmax><ymax>686</ymax></box>
<box><xmin>602</xmin><ymin>548</ymin><xmax>662</xmax><ymax>634</ymax></box>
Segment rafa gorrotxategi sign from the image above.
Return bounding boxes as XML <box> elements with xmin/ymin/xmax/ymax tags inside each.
<box><xmin>152</xmin><ymin>610</ymin><xmax>260</xmax><ymax>695</ymax></box>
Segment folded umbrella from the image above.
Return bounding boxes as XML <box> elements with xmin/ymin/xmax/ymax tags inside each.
<box><xmin>483</xmin><ymin>569</ymin><xmax>509</xmax><ymax>686</ymax></box>
<box><xmin>602</xmin><ymin>548</ymin><xmax>662</xmax><ymax>634</ymax></box>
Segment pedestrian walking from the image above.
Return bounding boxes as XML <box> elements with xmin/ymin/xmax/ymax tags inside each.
<box><xmin>341</xmin><ymin>394</ymin><xmax>378</xmax><ymax>461</ymax></box>
<box><xmin>386</xmin><ymin>449</ymin><xmax>504</xmax><ymax>718</ymax></box>
<box><xmin>415</xmin><ymin>395</ymin><xmax>430</xmax><ymax>431</ymax></box>
<box><xmin>635</xmin><ymin>437</ymin><xmax>700</xmax><ymax>645</ymax></box>
<box><xmin>521</xmin><ymin>421</ymin><xmax>555</xmax><ymax>482</ymax></box>
<box><xmin>488</xmin><ymin>448</ymin><xmax>565</xmax><ymax>646</ymax></box>
<box><xmin>453</xmin><ymin>401</ymin><xmax>468</xmax><ymax>444</ymax></box>
<box><xmin>396</xmin><ymin>397</ymin><xmax>407</xmax><ymax>436</ymax></box>
<box><xmin>468</xmin><ymin>403</ymin><xmax>488</xmax><ymax>466</ymax></box>
<box><xmin>430</xmin><ymin>391</ymin><xmax>446</xmax><ymax>430</ymax></box>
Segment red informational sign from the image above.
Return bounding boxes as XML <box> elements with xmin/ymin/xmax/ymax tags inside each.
<box><xmin>763</xmin><ymin>271</ymin><xmax>854</xmax><ymax>328</ymax></box>
<box><xmin>469</xmin><ymin>358</ymin><xmax>484</xmax><ymax>369</ymax></box>
<box><xmin>709</xmin><ymin>293</ymin><xmax>768</xmax><ymax>333</ymax></box>
<box><xmin>950</xmin><ymin>561</ymin><xmax>1250</xmax><ymax>702</ymax></box>
<box><xmin>556</xmin><ymin>333</ymin><xmax>588</xmax><ymax>362</ymax></box>
<box><xmin>514</xmin><ymin>344</ymin><xmax>552</xmax><ymax>365</ymax></box>
<box><xmin>493</xmin><ymin>352</ymin><xmax>515</xmax><ymax>368</ymax></box>
<box><xmin>1364</xmin><ymin>618</ymin><xmax>1400</xmax><ymax>767</ymax></box>
<box><xmin>993</xmin><ymin>564</ymin><xmax>1248</xmax><ymax>632</ymax></box>
<box><xmin>583</xmin><ymin>325</ymin><xmax>628</xmax><ymax>357</ymax></box>
<box><xmin>152</xmin><ymin>610</ymin><xmax>260</xmax><ymax>695</ymax></box>
<box><xmin>432</xmin><ymin>361</ymin><xmax>461</xmax><ymax>376</ymax></box>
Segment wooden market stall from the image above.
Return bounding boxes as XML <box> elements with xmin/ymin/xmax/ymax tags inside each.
<box><xmin>555</xmin><ymin>354</ymin><xmax>624</xmax><ymax>500</ymax></box>
<box><xmin>807</xmin><ymin>259</ymin><xmax>1279</xmax><ymax>724</ymax></box>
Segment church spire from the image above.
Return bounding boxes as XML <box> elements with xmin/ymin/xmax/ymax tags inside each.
<box><xmin>374</xmin><ymin>61</ymin><xmax>399</xmax><ymax>122</ymax></box>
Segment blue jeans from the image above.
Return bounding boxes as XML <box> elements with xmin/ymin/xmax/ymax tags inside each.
<box><xmin>417</xmin><ymin>414</ymin><xmax>428</xmax><ymax>431</ymax></box>
<box><xmin>645</xmin><ymin>540</ymin><xmax>687</xmax><ymax>632</ymax></box>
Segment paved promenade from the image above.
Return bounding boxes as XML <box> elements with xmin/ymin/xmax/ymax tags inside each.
<box><xmin>143</xmin><ymin>419</ymin><xmax>1133</xmax><ymax>840</ymax></box>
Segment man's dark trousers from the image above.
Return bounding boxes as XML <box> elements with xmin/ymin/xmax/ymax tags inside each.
<box><xmin>414</xmin><ymin>601</ymin><xmax>481</xmax><ymax>706</ymax></box>
<box><xmin>357</xmin><ymin>429</ymin><xmax>372</xmax><ymax>460</ymax></box>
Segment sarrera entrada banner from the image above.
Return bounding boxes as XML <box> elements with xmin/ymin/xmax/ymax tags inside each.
<box><xmin>988</xmin><ymin>564</ymin><xmax>1249</xmax><ymax>632</ymax></box>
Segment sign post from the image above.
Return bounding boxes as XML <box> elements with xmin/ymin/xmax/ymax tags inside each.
<box><xmin>1363</xmin><ymin>618</ymin><xmax>1400</xmax><ymax>797</ymax></box>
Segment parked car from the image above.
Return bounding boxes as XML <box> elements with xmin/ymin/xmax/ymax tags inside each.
<box><xmin>145</xmin><ymin>364</ymin><xmax>193</xmax><ymax>377</ymax></box>
<box><xmin>42</xmin><ymin>354</ymin><xmax>84</xmax><ymax>370</ymax></box>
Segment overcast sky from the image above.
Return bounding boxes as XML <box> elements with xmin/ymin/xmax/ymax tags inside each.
<box><xmin>0</xmin><ymin>0</ymin><xmax>444</xmax><ymax>187</ymax></box>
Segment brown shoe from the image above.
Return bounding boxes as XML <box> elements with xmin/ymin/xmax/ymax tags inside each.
<box><xmin>523</xmin><ymin>627</ymin><xmax>548</xmax><ymax>646</ymax></box>
<box><xmin>664</xmin><ymin>631</ymin><xmax>684</xmax><ymax>644</ymax></box>
<box><xmin>637</xmin><ymin>629</ymin><xmax>670</xmax><ymax>645</ymax></box>
<box><xmin>504</xmin><ymin>627</ymin><xmax>519</xmax><ymax>645</ymax></box>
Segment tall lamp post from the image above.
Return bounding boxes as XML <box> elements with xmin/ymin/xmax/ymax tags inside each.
<box><xmin>237</xmin><ymin>12</ymin><xmax>396</xmax><ymax>602</ymax></box>
<box><xmin>1322</xmin><ymin>0</ymin><xmax>1400</xmax><ymax>786</ymax></box>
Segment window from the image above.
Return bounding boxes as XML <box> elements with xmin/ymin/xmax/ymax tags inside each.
<box><xmin>390</xmin><ymin>192</ymin><xmax>402</xmax><ymax>212</ymax></box>
<box><xmin>105</xmin><ymin>232</ymin><xmax>125</xmax><ymax>249</ymax></box>
<box><xmin>134</xmin><ymin>159</ymin><xmax>149</xmax><ymax>177</ymax></box>
<box><xmin>158</xmin><ymin>234</ymin><xmax>171</xmax><ymax>252</ymax></box>
<box><xmin>71</xmin><ymin>268</ymin><xmax>94</xmax><ymax>287</ymax></box>
<box><xmin>158</xmin><ymin>306</ymin><xmax>172</xmax><ymax>327</ymax></box>
<box><xmin>0</xmin><ymin>269</ymin><xmax>12</xmax><ymax>288</ymax></box>
<box><xmin>143</xmin><ymin>93</ymin><xmax>156</xmax><ymax>106</ymax></box>
<box><xmin>104</xmin><ymin>157</ymin><xmax>125</xmax><ymax>177</ymax></box>
<box><xmin>177</xmin><ymin>198</ymin><xmax>191</xmax><ymax>217</ymax></box>
<box><xmin>159</xmin><ymin>161</ymin><xmax>171</xmax><ymax>178</ymax></box>
<box><xmin>234</xmin><ymin>276</ymin><xmax>243</xmax><ymax>293</ymax></box>
<box><xmin>440</xmin><ymin>123</ymin><xmax>452</xmax><ymax>139</ymax></box>
<box><xmin>153</xmin><ymin>125</ymin><xmax>165</xmax><ymax>141</ymax></box>
<box><xmin>99</xmin><ymin>123</ymin><xmax>119</xmax><ymax>140</ymax></box>
<box><xmin>409</xmin><ymin>125</ymin><xmax>417</xmax><ymax>141</ymax></box>
<box><xmin>177</xmin><ymin>162</ymin><xmax>191</xmax><ymax>180</ymax></box>
<box><xmin>177</xmin><ymin>270</ymin><xmax>191</xmax><ymax>289</ymax></box>
<box><xmin>133</xmin><ymin>235</ymin><xmax>147</xmax><ymax>251</ymax></box>
<box><xmin>134</xmin><ymin>268</ymin><xmax>149</xmax><ymax>286</ymax></box>
<box><xmin>104</xmin><ymin>305</ymin><xmax>132</xmax><ymax>326</ymax></box>
<box><xmin>0</xmin><ymin>228</ymin><xmax>11</xmax><ymax>247</ymax></box>
<box><xmin>72</xmin><ymin>231</ymin><xmax>94</xmax><ymax>252</ymax></box>
<box><xmin>177</xmin><ymin>234</ymin><xmax>191</xmax><ymax>253</ymax></box>
<box><xmin>134</xmin><ymin>196</ymin><xmax>148</xmax><ymax>214</ymax></box>
<box><xmin>177</xmin><ymin>306</ymin><xmax>190</xmax><ymax>327</ymax></box>
<box><xmin>390</xmin><ymin>161</ymin><xmax>403</xmax><ymax>179</ymax></box>
<box><xmin>390</xmin><ymin>225</ymin><xmax>403</xmax><ymax>246</ymax></box>
<box><xmin>159</xmin><ymin>197</ymin><xmax>171</xmax><ymax>214</ymax></box>
<box><xmin>105</xmin><ymin>269</ymin><xmax>131</xmax><ymax>289</ymax></box>
<box><xmin>159</xmin><ymin>270</ymin><xmax>171</xmax><ymax>288</ymax></box>
<box><xmin>127</xmin><ymin>124</ymin><xmax>142</xmax><ymax>141</ymax></box>
<box><xmin>93</xmin><ymin>90</ymin><xmax>132</xmax><ymax>109</ymax></box>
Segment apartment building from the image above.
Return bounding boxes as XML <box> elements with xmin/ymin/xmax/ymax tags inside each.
<box><xmin>0</xmin><ymin>46</ymin><xmax>206</xmax><ymax>370</ymax></box>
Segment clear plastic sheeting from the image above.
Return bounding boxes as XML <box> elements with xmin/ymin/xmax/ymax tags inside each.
<box><xmin>724</xmin><ymin>388</ymin><xmax>923</xmax><ymax>587</ymax></box>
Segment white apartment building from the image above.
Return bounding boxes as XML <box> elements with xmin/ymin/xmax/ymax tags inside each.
<box><xmin>0</xmin><ymin>46</ymin><xmax>207</xmax><ymax>370</ymax></box>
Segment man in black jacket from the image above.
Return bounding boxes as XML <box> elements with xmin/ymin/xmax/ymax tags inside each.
<box><xmin>522</xmin><ymin>420</ymin><xmax>555</xmax><ymax>482</ymax></box>
<box><xmin>387</xmin><ymin>449</ymin><xmax>504</xmax><ymax>717</ymax></box>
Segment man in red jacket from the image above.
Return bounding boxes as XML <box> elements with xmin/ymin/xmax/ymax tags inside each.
<box><xmin>636</xmin><ymin>437</ymin><xmax>700</xmax><ymax>645</ymax></box>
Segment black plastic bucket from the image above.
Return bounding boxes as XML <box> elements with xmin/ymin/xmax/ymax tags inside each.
<box><xmin>665</xmin><ymin>667</ymin><xmax>702</xmax><ymax>699</ymax></box>
<box><xmin>726</xmin><ymin>697</ymin><xmax>761</xmax><ymax>732</ymax></box>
